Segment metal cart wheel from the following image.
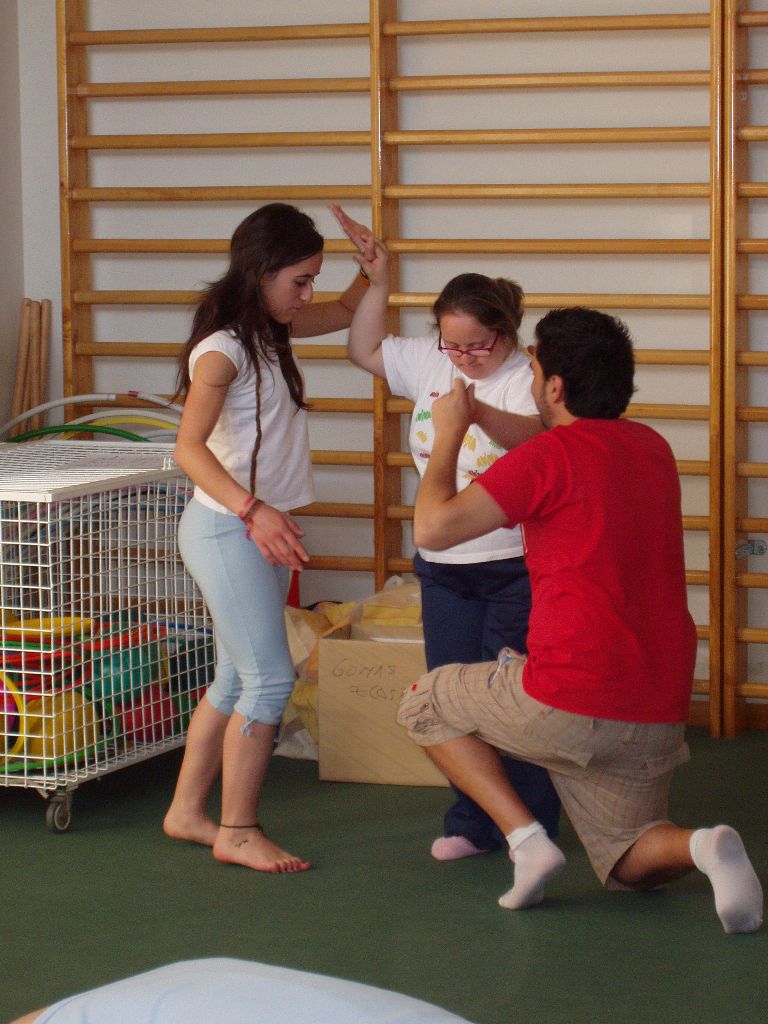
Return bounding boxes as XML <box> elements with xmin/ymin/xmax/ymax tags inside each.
<box><xmin>46</xmin><ymin>793</ymin><xmax>73</xmax><ymax>833</ymax></box>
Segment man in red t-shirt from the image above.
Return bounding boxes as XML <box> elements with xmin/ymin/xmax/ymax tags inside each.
<box><xmin>398</xmin><ymin>307</ymin><xmax>762</xmax><ymax>934</ymax></box>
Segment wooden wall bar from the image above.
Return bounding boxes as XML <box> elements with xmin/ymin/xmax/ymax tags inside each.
<box><xmin>723</xmin><ymin>1</ymin><xmax>768</xmax><ymax>733</ymax></box>
<box><xmin>56</xmin><ymin>1</ymin><xmax>764</xmax><ymax>735</ymax></box>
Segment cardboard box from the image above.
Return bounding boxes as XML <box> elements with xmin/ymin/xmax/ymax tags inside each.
<box><xmin>318</xmin><ymin>624</ymin><xmax>448</xmax><ymax>787</ymax></box>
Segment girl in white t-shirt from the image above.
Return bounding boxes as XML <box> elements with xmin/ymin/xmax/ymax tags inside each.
<box><xmin>333</xmin><ymin>206</ymin><xmax>560</xmax><ymax>860</ymax></box>
<box><xmin>164</xmin><ymin>203</ymin><xmax>375</xmax><ymax>873</ymax></box>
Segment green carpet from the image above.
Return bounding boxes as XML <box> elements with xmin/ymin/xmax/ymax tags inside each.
<box><xmin>1</xmin><ymin>727</ymin><xmax>766</xmax><ymax>1024</ymax></box>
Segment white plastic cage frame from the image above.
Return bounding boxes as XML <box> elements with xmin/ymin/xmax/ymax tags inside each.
<box><xmin>0</xmin><ymin>442</ymin><xmax>214</xmax><ymax>832</ymax></box>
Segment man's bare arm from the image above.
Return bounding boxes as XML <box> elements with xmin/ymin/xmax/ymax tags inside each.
<box><xmin>414</xmin><ymin>381</ymin><xmax>508</xmax><ymax>550</ymax></box>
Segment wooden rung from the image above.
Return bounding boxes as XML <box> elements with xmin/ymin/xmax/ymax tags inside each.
<box><xmin>74</xmin><ymin>290</ymin><xmax>199</xmax><ymax>305</ymax></box>
<box><xmin>385</xmin><ymin>183</ymin><xmax>709</xmax><ymax>200</ymax></box>
<box><xmin>387</xmin><ymin>557</ymin><xmax>415</xmax><ymax>574</ymax></box>
<box><xmin>74</xmin><ymin>77</ymin><xmax>369</xmax><ymax>98</ymax></box>
<box><xmin>76</xmin><ymin>340</ymin><xmax>349</xmax><ymax>361</ymax></box>
<box><xmin>72</xmin><ymin>236</ymin><xmax>709</xmax><ymax>255</ymax></box>
<box><xmin>74</xmin><ymin>289</ymin><xmax>349</xmax><ymax>305</ymax></box>
<box><xmin>737</xmin><ymin>463</ymin><xmax>768</xmax><ymax>479</ymax></box>
<box><xmin>71</xmin><ymin>185</ymin><xmax>371</xmax><ymax>202</ymax></box>
<box><xmin>390</xmin><ymin>71</ymin><xmax>710</xmax><ymax>92</ymax></box>
<box><xmin>387</xmin><ymin>505</ymin><xmax>414</xmax><ymax>521</ymax></box>
<box><xmin>76</xmin><ymin>342</ymin><xmax>180</xmax><ymax>357</ymax></box>
<box><xmin>75</xmin><ymin>185</ymin><xmax>712</xmax><ymax>202</ymax></box>
<box><xmin>390</xmin><ymin>239</ymin><xmax>710</xmax><ymax>255</ymax></box>
<box><xmin>740</xmin><ymin>517</ymin><xmax>768</xmax><ymax>531</ymax></box>
<box><xmin>677</xmin><ymin>461</ymin><xmax>710</xmax><ymax>476</ymax></box>
<box><xmin>72</xmin><ymin>239</ymin><xmax>357</xmax><ymax>253</ymax></box>
<box><xmin>68</xmin><ymin>24</ymin><xmax>370</xmax><ymax>46</ymax></box>
<box><xmin>737</xmin><ymin>127</ymin><xmax>768</xmax><ymax>142</ymax></box>
<box><xmin>386</xmin><ymin>398</ymin><xmax>412</xmax><ymax>414</ymax></box>
<box><xmin>738</xmin><ymin>352</ymin><xmax>768</xmax><ymax>366</ymax></box>
<box><xmin>310</xmin><ymin>451</ymin><xmax>373</xmax><ymax>466</ymax></box>
<box><xmin>737</xmin><ymin>238</ymin><xmax>768</xmax><ymax>251</ymax></box>
<box><xmin>737</xmin><ymin>573</ymin><xmax>768</xmax><ymax>589</ymax></box>
<box><xmin>737</xmin><ymin>683</ymin><xmax>768</xmax><ymax>698</ymax></box>
<box><xmin>71</xmin><ymin>131</ymin><xmax>370</xmax><ymax>150</ymax></box>
<box><xmin>695</xmin><ymin>625</ymin><xmax>710</xmax><ymax>640</ymax></box>
<box><xmin>387</xmin><ymin>453</ymin><xmax>416</xmax><ymax>468</ymax></box>
<box><xmin>738</xmin><ymin>407</ymin><xmax>768</xmax><ymax>422</ymax></box>
<box><xmin>292</xmin><ymin>502</ymin><xmax>373</xmax><ymax>518</ymax></box>
<box><xmin>378</xmin><ymin>508</ymin><xmax>713</xmax><ymax>527</ymax></box>
<box><xmin>73</xmin><ymin>290</ymin><xmax>716</xmax><ymax>317</ymax></box>
<box><xmin>76</xmin><ymin>288</ymin><xmax>711</xmax><ymax>312</ymax></box>
<box><xmin>739</xmin><ymin>12</ymin><xmax>768</xmax><ymax>27</ymax></box>
<box><xmin>627</xmin><ymin>403</ymin><xmax>710</xmax><ymax>420</ymax></box>
<box><xmin>291</xmin><ymin>345</ymin><xmax>348</xmax><ymax>360</ymax></box>
<box><xmin>391</xmin><ymin>292</ymin><xmax>711</xmax><ymax>310</ymax></box>
<box><xmin>683</xmin><ymin>516</ymin><xmax>710</xmax><ymax>531</ymax></box>
<box><xmin>307</xmin><ymin>399</ymin><xmax>372</xmax><ymax>414</ymax></box>
<box><xmin>686</xmin><ymin>571</ymin><xmax>709</xmax><ymax>586</ymax></box>
<box><xmin>383</xmin><ymin>15</ymin><xmax>709</xmax><ymax>37</ymax></box>
<box><xmin>305</xmin><ymin>555</ymin><xmax>375</xmax><ymax>572</ymax></box>
<box><xmin>383</xmin><ymin>127</ymin><xmax>709</xmax><ymax>146</ymax></box>
<box><xmin>737</xmin><ymin>185</ymin><xmax>768</xmax><ymax>199</ymax></box>
<box><xmin>634</xmin><ymin>350</ymin><xmax>710</xmax><ymax>365</ymax></box>
<box><xmin>737</xmin><ymin>628</ymin><xmax>768</xmax><ymax>643</ymax></box>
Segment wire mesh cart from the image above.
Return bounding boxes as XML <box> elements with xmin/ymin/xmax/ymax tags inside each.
<box><xmin>0</xmin><ymin>442</ymin><xmax>214</xmax><ymax>831</ymax></box>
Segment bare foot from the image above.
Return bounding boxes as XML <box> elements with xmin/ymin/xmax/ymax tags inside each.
<box><xmin>163</xmin><ymin>806</ymin><xmax>219</xmax><ymax>847</ymax></box>
<box><xmin>212</xmin><ymin>827</ymin><xmax>311</xmax><ymax>873</ymax></box>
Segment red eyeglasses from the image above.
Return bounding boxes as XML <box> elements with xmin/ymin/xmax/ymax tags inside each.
<box><xmin>437</xmin><ymin>331</ymin><xmax>500</xmax><ymax>358</ymax></box>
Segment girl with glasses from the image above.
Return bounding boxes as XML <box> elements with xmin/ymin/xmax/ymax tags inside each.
<box><xmin>333</xmin><ymin>206</ymin><xmax>560</xmax><ymax>860</ymax></box>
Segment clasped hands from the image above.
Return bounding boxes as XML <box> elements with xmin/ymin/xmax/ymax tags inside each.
<box><xmin>431</xmin><ymin>379</ymin><xmax>477</xmax><ymax>438</ymax></box>
<box><xmin>330</xmin><ymin>204</ymin><xmax>390</xmax><ymax>286</ymax></box>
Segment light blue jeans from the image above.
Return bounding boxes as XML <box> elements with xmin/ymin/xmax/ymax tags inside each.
<box><xmin>177</xmin><ymin>499</ymin><xmax>294</xmax><ymax>728</ymax></box>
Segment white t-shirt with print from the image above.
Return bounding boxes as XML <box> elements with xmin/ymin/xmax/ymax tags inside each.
<box><xmin>382</xmin><ymin>334</ymin><xmax>537</xmax><ymax>564</ymax></box>
<box><xmin>189</xmin><ymin>331</ymin><xmax>314</xmax><ymax>515</ymax></box>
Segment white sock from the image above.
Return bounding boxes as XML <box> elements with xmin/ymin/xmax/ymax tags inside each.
<box><xmin>498</xmin><ymin>822</ymin><xmax>566</xmax><ymax>910</ymax></box>
<box><xmin>690</xmin><ymin>826</ymin><xmax>763</xmax><ymax>934</ymax></box>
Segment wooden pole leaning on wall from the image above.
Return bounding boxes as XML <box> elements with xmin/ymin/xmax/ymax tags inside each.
<box><xmin>10</xmin><ymin>299</ymin><xmax>33</xmax><ymax>436</ymax></box>
<box><xmin>33</xmin><ymin>300</ymin><xmax>52</xmax><ymax>431</ymax></box>
<box><xmin>24</xmin><ymin>301</ymin><xmax>42</xmax><ymax>428</ymax></box>
<box><xmin>9</xmin><ymin>298</ymin><xmax>52</xmax><ymax>436</ymax></box>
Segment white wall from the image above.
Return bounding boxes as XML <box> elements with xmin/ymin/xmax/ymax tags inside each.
<box><xmin>0</xmin><ymin>0</ymin><xmax>24</xmax><ymax>425</ymax></box>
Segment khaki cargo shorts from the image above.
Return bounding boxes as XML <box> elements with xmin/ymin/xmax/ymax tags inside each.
<box><xmin>397</xmin><ymin>651</ymin><xmax>690</xmax><ymax>885</ymax></box>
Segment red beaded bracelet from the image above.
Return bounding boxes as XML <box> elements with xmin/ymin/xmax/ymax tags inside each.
<box><xmin>238</xmin><ymin>495</ymin><xmax>262</xmax><ymax>521</ymax></box>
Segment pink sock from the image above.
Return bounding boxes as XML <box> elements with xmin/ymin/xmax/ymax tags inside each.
<box><xmin>431</xmin><ymin>836</ymin><xmax>487</xmax><ymax>861</ymax></box>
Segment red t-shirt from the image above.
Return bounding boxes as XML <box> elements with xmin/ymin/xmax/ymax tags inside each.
<box><xmin>476</xmin><ymin>419</ymin><xmax>697</xmax><ymax>723</ymax></box>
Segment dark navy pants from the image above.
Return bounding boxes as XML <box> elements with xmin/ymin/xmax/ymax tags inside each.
<box><xmin>414</xmin><ymin>552</ymin><xmax>560</xmax><ymax>848</ymax></box>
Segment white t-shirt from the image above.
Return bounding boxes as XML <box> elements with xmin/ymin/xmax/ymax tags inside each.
<box><xmin>382</xmin><ymin>334</ymin><xmax>537</xmax><ymax>564</ymax></box>
<box><xmin>189</xmin><ymin>331</ymin><xmax>315</xmax><ymax>514</ymax></box>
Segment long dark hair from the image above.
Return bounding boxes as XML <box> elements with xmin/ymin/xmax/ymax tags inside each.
<box><xmin>432</xmin><ymin>272</ymin><xmax>524</xmax><ymax>348</ymax></box>
<box><xmin>176</xmin><ymin>203</ymin><xmax>324</xmax><ymax>493</ymax></box>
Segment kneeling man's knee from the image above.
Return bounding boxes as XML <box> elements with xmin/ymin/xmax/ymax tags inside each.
<box><xmin>397</xmin><ymin>667</ymin><xmax>465</xmax><ymax>746</ymax></box>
